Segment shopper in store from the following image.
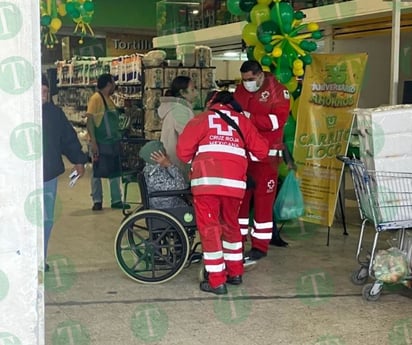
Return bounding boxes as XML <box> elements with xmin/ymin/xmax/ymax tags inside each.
<box><xmin>176</xmin><ymin>90</ymin><xmax>269</xmax><ymax>295</ymax></box>
<box><xmin>85</xmin><ymin>73</ymin><xmax>129</xmax><ymax>211</ymax></box>
<box><xmin>42</xmin><ymin>74</ymin><xmax>88</xmax><ymax>269</ymax></box>
<box><xmin>158</xmin><ymin>76</ymin><xmax>196</xmax><ymax>173</ymax></box>
<box><xmin>139</xmin><ymin>140</ymin><xmax>189</xmax><ymax>209</ymax></box>
<box><xmin>234</xmin><ymin>60</ymin><xmax>290</xmax><ymax>260</ymax></box>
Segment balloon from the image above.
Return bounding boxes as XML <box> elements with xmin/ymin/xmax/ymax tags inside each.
<box><xmin>82</xmin><ymin>15</ymin><xmax>93</xmax><ymax>24</ymax></box>
<box><xmin>293</xmin><ymin>59</ymin><xmax>303</xmax><ymax>70</ymax></box>
<box><xmin>294</xmin><ymin>11</ymin><xmax>306</xmax><ymax>20</ymax></box>
<box><xmin>246</xmin><ymin>46</ymin><xmax>255</xmax><ymax>60</ymax></box>
<box><xmin>40</xmin><ymin>15</ymin><xmax>51</xmax><ymax>26</ymax></box>
<box><xmin>50</xmin><ymin>18</ymin><xmax>62</xmax><ymax>32</ymax></box>
<box><xmin>312</xmin><ymin>31</ymin><xmax>323</xmax><ymax>40</ymax></box>
<box><xmin>272</xmin><ymin>47</ymin><xmax>282</xmax><ymax>58</ymax></box>
<box><xmin>276</xmin><ymin>66</ymin><xmax>292</xmax><ymax>84</ymax></box>
<box><xmin>301</xmin><ymin>54</ymin><xmax>312</xmax><ymax>65</ymax></box>
<box><xmin>261</xmin><ymin>55</ymin><xmax>272</xmax><ymax>66</ymax></box>
<box><xmin>70</xmin><ymin>9</ymin><xmax>81</xmax><ymax>19</ymax></box>
<box><xmin>239</xmin><ymin>0</ymin><xmax>257</xmax><ymax>12</ymax></box>
<box><xmin>227</xmin><ymin>0</ymin><xmax>244</xmax><ymax>16</ymax></box>
<box><xmin>250</xmin><ymin>4</ymin><xmax>271</xmax><ymax>26</ymax></box>
<box><xmin>57</xmin><ymin>3</ymin><xmax>67</xmax><ymax>16</ymax></box>
<box><xmin>257</xmin><ymin>20</ymin><xmax>279</xmax><ymax>44</ymax></box>
<box><xmin>284</xmin><ymin>77</ymin><xmax>298</xmax><ymax>93</ymax></box>
<box><xmin>257</xmin><ymin>0</ymin><xmax>272</xmax><ymax>5</ymax></box>
<box><xmin>83</xmin><ymin>1</ymin><xmax>95</xmax><ymax>12</ymax></box>
<box><xmin>264</xmin><ymin>44</ymin><xmax>273</xmax><ymax>53</ymax></box>
<box><xmin>278</xmin><ymin>2</ymin><xmax>294</xmax><ymax>27</ymax></box>
<box><xmin>242</xmin><ymin>23</ymin><xmax>259</xmax><ymax>46</ymax></box>
<box><xmin>253</xmin><ymin>43</ymin><xmax>266</xmax><ymax>62</ymax></box>
<box><xmin>66</xmin><ymin>2</ymin><xmax>75</xmax><ymax>13</ymax></box>
<box><xmin>292</xmin><ymin>83</ymin><xmax>302</xmax><ymax>99</ymax></box>
<box><xmin>307</xmin><ymin>22</ymin><xmax>319</xmax><ymax>32</ymax></box>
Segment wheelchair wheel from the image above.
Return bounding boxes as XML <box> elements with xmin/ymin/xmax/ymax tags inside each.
<box><xmin>114</xmin><ymin>209</ymin><xmax>190</xmax><ymax>284</ymax></box>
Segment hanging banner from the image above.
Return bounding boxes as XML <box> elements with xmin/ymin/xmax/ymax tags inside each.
<box><xmin>293</xmin><ymin>53</ymin><xmax>368</xmax><ymax>227</ymax></box>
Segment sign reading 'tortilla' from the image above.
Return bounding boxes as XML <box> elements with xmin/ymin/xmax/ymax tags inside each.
<box><xmin>294</xmin><ymin>53</ymin><xmax>368</xmax><ymax>227</ymax></box>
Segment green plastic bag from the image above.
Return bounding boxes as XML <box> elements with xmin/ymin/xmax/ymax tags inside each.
<box><xmin>274</xmin><ymin>170</ymin><xmax>304</xmax><ymax>221</ymax></box>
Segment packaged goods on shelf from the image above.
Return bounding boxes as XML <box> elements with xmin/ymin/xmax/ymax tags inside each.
<box><xmin>194</xmin><ymin>46</ymin><xmax>212</xmax><ymax>67</ymax></box>
<box><xmin>164</xmin><ymin>68</ymin><xmax>178</xmax><ymax>88</ymax></box>
<box><xmin>144</xmin><ymin>89</ymin><xmax>162</xmax><ymax>110</ymax></box>
<box><xmin>189</xmin><ymin>69</ymin><xmax>201</xmax><ymax>90</ymax></box>
<box><xmin>201</xmin><ymin>68</ymin><xmax>216</xmax><ymax>89</ymax></box>
<box><xmin>176</xmin><ymin>44</ymin><xmax>196</xmax><ymax>67</ymax></box>
<box><xmin>177</xmin><ymin>68</ymin><xmax>190</xmax><ymax>78</ymax></box>
<box><xmin>145</xmin><ymin>68</ymin><xmax>164</xmax><ymax>88</ymax></box>
<box><xmin>144</xmin><ymin>110</ymin><xmax>162</xmax><ymax>132</ymax></box>
<box><xmin>144</xmin><ymin>130</ymin><xmax>162</xmax><ymax>140</ymax></box>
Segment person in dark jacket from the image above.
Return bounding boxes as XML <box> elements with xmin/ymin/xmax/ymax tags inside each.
<box><xmin>42</xmin><ymin>74</ymin><xmax>88</xmax><ymax>269</ymax></box>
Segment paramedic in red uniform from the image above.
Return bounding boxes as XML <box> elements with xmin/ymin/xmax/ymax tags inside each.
<box><xmin>177</xmin><ymin>91</ymin><xmax>269</xmax><ymax>295</ymax></box>
<box><xmin>234</xmin><ymin>60</ymin><xmax>290</xmax><ymax>261</ymax></box>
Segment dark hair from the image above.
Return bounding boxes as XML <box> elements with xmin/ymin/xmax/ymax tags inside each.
<box><xmin>97</xmin><ymin>73</ymin><xmax>114</xmax><ymax>90</ymax></box>
<box><xmin>42</xmin><ymin>74</ymin><xmax>49</xmax><ymax>87</ymax></box>
<box><xmin>208</xmin><ymin>90</ymin><xmax>243</xmax><ymax>113</ymax></box>
<box><xmin>240</xmin><ymin>60</ymin><xmax>263</xmax><ymax>74</ymax></box>
<box><xmin>169</xmin><ymin>76</ymin><xmax>192</xmax><ymax>97</ymax></box>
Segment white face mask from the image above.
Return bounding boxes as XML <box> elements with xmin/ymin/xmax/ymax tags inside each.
<box><xmin>243</xmin><ymin>80</ymin><xmax>259</xmax><ymax>93</ymax></box>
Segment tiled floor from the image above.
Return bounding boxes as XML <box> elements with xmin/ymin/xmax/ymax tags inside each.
<box><xmin>45</xmin><ymin>166</ymin><xmax>412</xmax><ymax>345</ymax></box>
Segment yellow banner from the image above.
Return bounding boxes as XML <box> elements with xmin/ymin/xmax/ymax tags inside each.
<box><xmin>293</xmin><ymin>53</ymin><xmax>368</xmax><ymax>227</ymax></box>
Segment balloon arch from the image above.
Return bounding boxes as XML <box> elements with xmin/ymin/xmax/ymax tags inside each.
<box><xmin>227</xmin><ymin>0</ymin><xmax>323</xmax><ymax>177</ymax></box>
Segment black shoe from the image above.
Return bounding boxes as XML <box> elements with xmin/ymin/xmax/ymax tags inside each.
<box><xmin>92</xmin><ymin>202</ymin><xmax>102</xmax><ymax>211</ymax></box>
<box><xmin>111</xmin><ymin>201</ymin><xmax>131</xmax><ymax>210</ymax></box>
<box><xmin>199</xmin><ymin>281</ymin><xmax>228</xmax><ymax>295</ymax></box>
<box><xmin>190</xmin><ymin>252</ymin><xmax>202</xmax><ymax>264</ymax></box>
<box><xmin>226</xmin><ymin>275</ymin><xmax>242</xmax><ymax>285</ymax></box>
<box><xmin>245</xmin><ymin>248</ymin><xmax>267</xmax><ymax>261</ymax></box>
<box><xmin>270</xmin><ymin>235</ymin><xmax>289</xmax><ymax>247</ymax></box>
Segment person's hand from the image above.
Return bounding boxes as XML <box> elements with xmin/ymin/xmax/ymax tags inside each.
<box><xmin>73</xmin><ymin>164</ymin><xmax>85</xmax><ymax>177</ymax></box>
<box><xmin>150</xmin><ymin>150</ymin><xmax>172</xmax><ymax>168</ymax></box>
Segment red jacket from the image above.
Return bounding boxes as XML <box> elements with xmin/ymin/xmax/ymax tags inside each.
<box><xmin>234</xmin><ymin>72</ymin><xmax>290</xmax><ymax>163</ymax></box>
<box><xmin>176</xmin><ymin>104</ymin><xmax>269</xmax><ymax>199</ymax></box>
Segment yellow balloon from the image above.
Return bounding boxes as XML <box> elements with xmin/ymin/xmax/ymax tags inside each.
<box><xmin>50</xmin><ymin>18</ymin><xmax>62</xmax><ymax>32</ymax></box>
<box><xmin>307</xmin><ymin>22</ymin><xmax>319</xmax><ymax>32</ymax></box>
<box><xmin>293</xmin><ymin>68</ymin><xmax>304</xmax><ymax>77</ymax></box>
<box><xmin>293</xmin><ymin>59</ymin><xmax>303</xmax><ymax>69</ymax></box>
<box><xmin>57</xmin><ymin>3</ymin><xmax>67</xmax><ymax>16</ymax></box>
<box><xmin>253</xmin><ymin>44</ymin><xmax>266</xmax><ymax>62</ymax></box>
<box><xmin>291</xmin><ymin>96</ymin><xmax>300</xmax><ymax>120</ymax></box>
<box><xmin>250</xmin><ymin>4</ymin><xmax>271</xmax><ymax>26</ymax></box>
<box><xmin>284</xmin><ymin>77</ymin><xmax>298</xmax><ymax>93</ymax></box>
<box><xmin>257</xmin><ymin>0</ymin><xmax>273</xmax><ymax>5</ymax></box>
<box><xmin>272</xmin><ymin>47</ymin><xmax>282</xmax><ymax>58</ymax></box>
<box><xmin>242</xmin><ymin>23</ymin><xmax>259</xmax><ymax>46</ymax></box>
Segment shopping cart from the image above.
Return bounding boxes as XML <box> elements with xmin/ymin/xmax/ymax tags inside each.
<box><xmin>338</xmin><ymin>156</ymin><xmax>412</xmax><ymax>301</ymax></box>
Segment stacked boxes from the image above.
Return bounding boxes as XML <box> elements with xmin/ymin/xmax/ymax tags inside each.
<box><xmin>355</xmin><ymin>105</ymin><xmax>412</xmax><ymax>222</ymax></box>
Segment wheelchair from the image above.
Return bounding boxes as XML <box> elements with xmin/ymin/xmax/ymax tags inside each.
<box><xmin>114</xmin><ymin>172</ymin><xmax>202</xmax><ymax>284</ymax></box>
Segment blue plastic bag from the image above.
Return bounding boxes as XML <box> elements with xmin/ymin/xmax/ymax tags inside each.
<box><xmin>274</xmin><ymin>170</ymin><xmax>304</xmax><ymax>221</ymax></box>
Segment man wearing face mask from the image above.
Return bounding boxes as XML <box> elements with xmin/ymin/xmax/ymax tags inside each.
<box><xmin>234</xmin><ymin>60</ymin><xmax>290</xmax><ymax>260</ymax></box>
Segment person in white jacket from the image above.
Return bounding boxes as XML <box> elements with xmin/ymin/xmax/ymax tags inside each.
<box><xmin>157</xmin><ymin>76</ymin><xmax>196</xmax><ymax>173</ymax></box>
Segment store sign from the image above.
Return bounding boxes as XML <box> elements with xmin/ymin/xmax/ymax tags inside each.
<box><xmin>293</xmin><ymin>53</ymin><xmax>368</xmax><ymax>227</ymax></box>
<box><xmin>106</xmin><ymin>33</ymin><xmax>154</xmax><ymax>56</ymax></box>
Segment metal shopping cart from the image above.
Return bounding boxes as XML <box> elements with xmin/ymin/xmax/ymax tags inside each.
<box><xmin>338</xmin><ymin>156</ymin><xmax>412</xmax><ymax>301</ymax></box>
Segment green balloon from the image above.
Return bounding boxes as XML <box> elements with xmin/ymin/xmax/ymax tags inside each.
<box><xmin>70</xmin><ymin>9</ymin><xmax>80</xmax><ymax>19</ymax></box>
<box><xmin>294</xmin><ymin>11</ymin><xmax>306</xmax><ymax>20</ymax></box>
<box><xmin>247</xmin><ymin>46</ymin><xmax>256</xmax><ymax>60</ymax></box>
<box><xmin>279</xmin><ymin>2</ymin><xmax>294</xmax><ymax>25</ymax></box>
<box><xmin>239</xmin><ymin>0</ymin><xmax>257</xmax><ymax>12</ymax></box>
<box><xmin>264</xmin><ymin>43</ymin><xmax>273</xmax><ymax>53</ymax></box>
<box><xmin>257</xmin><ymin>20</ymin><xmax>279</xmax><ymax>36</ymax></box>
<box><xmin>66</xmin><ymin>2</ymin><xmax>75</xmax><ymax>13</ymax></box>
<box><xmin>312</xmin><ymin>31</ymin><xmax>323</xmax><ymax>39</ymax></box>
<box><xmin>261</xmin><ymin>55</ymin><xmax>272</xmax><ymax>66</ymax></box>
<box><xmin>40</xmin><ymin>15</ymin><xmax>51</xmax><ymax>26</ymax></box>
<box><xmin>227</xmin><ymin>0</ymin><xmax>244</xmax><ymax>16</ymax></box>
<box><xmin>301</xmin><ymin>54</ymin><xmax>312</xmax><ymax>65</ymax></box>
<box><xmin>299</xmin><ymin>40</ymin><xmax>311</xmax><ymax>51</ymax></box>
<box><xmin>83</xmin><ymin>1</ymin><xmax>95</xmax><ymax>12</ymax></box>
<box><xmin>276</xmin><ymin>66</ymin><xmax>292</xmax><ymax>84</ymax></box>
<box><xmin>292</xmin><ymin>83</ymin><xmax>302</xmax><ymax>99</ymax></box>
<box><xmin>259</xmin><ymin>33</ymin><xmax>272</xmax><ymax>45</ymax></box>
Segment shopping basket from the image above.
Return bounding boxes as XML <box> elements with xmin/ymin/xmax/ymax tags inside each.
<box><xmin>338</xmin><ymin>156</ymin><xmax>412</xmax><ymax>301</ymax></box>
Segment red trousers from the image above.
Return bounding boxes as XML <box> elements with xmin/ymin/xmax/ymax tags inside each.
<box><xmin>239</xmin><ymin>159</ymin><xmax>280</xmax><ymax>253</ymax></box>
<box><xmin>194</xmin><ymin>195</ymin><xmax>244</xmax><ymax>288</ymax></box>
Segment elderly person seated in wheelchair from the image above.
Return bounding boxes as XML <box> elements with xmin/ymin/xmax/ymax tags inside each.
<box><xmin>139</xmin><ymin>140</ymin><xmax>189</xmax><ymax>209</ymax></box>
